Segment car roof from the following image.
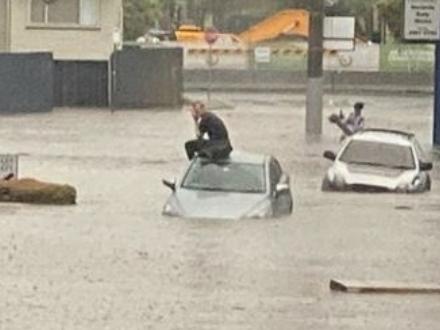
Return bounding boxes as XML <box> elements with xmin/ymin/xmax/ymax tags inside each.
<box><xmin>351</xmin><ymin>129</ymin><xmax>414</xmax><ymax>147</ymax></box>
<box><xmin>197</xmin><ymin>150</ymin><xmax>268</xmax><ymax>164</ymax></box>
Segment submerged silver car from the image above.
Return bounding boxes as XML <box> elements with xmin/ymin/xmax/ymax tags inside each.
<box><xmin>322</xmin><ymin>129</ymin><xmax>433</xmax><ymax>193</ymax></box>
<box><xmin>162</xmin><ymin>151</ymin><xmax>293</xmax><ymax>219</ymax></box>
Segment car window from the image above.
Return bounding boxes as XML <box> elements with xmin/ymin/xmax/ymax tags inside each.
<box><xmin>339</xmin><ymin>140</ymin><xmax>415</xmax><ymax>169</ymax></box>
<box><xmin>269</xmin><ymin>158</ymin><xmax>283</xmax><ymax>190</ymax></box>
<box><xmin>182</xmin><ymin>159</ymin><xmax>266</xmax><ymax>193</ymax></box>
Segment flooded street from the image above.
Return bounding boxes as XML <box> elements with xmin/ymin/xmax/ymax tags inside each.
<box><xmin>0</xmin><ymin>92</ymin><xmax>439</xmax><ymax>329</ymax></box>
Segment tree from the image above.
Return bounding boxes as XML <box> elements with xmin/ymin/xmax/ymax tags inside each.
<box><xmin>276</xmin><ymin>0</ymin><xmax>309</xmax><ymax>10</ymax></box>
<box><xmin>377</xmin><ymin>0</ymin><xmax>403</xmax><ymax>40</ymax></box>
<box><xmin>325</xmin><ymin>0</ymin><xmax>376</xmax><ymax>39</ymax></box>
<box><xmin>123</xmin><ymin>0</ymin><xmax>163</xmax><ymax>40</ymax></box>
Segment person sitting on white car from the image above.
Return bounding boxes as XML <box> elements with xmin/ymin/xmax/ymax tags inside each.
<box><xmin>329</xmin><ymin>102</ymin><xmax>365</xmax><ymax>138</ymax></box>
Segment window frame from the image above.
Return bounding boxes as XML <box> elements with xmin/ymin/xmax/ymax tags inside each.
<box><xmin>269</xmin><ymin>158</ymin><xmax>283</xmax><ymax>192</ymax></box>
<box><xmin>27</xmin><ymin>0</ymin><xmax>101</xmax><ymax>31</ymax></box>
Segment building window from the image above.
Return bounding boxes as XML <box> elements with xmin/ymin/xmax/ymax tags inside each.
<box><xmin>30</xmin><ymin>0</ymin><xmax>99</xmax><ymax>26</ymax></box>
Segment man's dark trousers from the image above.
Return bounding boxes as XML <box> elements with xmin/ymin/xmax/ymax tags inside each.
<box><xmin>185</xmin><ymin>139</ymin><xmax>232</xmax><ymax>160</ymax></box>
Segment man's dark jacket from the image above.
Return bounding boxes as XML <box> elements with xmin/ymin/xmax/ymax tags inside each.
<box><xmin>198</xmin><ymin>112</ymin><xmax>232</xmax><ymax>159</ymax></box>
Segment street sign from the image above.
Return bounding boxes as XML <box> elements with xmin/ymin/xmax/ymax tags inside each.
<box><xmin>204</xmin><ymin>27</ymin><xmax>219</xmax><ymax>45</ymax></box>
<box><xmin>254</xmin><ymin>47</ymin><xmax>271</xmax><ymax>63</ymax></box>
<box><xmin>0</xmin><ymin>154</ymin><xmax>18</xmax><ymax>179</ymax></box>
<box><xmin>405</xmin><ymin>0</ymin><xmax>440</xmax><ymax>145</ymax></box>
<box><xmin>324</xmin><ymin>16</ymin><xmax>355</xmax><ymax>50</ymax></box>
<box><xmin>324</xmin><ymin>17</ymin><xmax>355</xmax><ymax>39</ymax></box>
<box><xmin>404</xmin><ymin>0</ymin><xmax>440</xmax><ymax>41</ymax></box>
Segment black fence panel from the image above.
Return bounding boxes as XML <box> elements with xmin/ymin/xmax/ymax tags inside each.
<box><xmin>0</xmin><ymin>52</ymin><xmax>53</xmax><ymax>113</ymax></box>
<box><xmin>111</xmin><ymin>47</ymin><xmax>183</xmax><ymax>109</ymax></box>
<box><xmin>54</xmin><ymin>61</ymin><xmax>108</xmax><ymax>107</ymax></box>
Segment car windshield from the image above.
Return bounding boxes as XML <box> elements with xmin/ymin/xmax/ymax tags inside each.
<box><xmin>182</xmin><ymin>159</ymin><xmax>266</xmax><ymax>193</ymax></box>
<box><xmin>339</xmin><ymin>140</ymin><xmax>415</xmax><ymax>169</ymax></box>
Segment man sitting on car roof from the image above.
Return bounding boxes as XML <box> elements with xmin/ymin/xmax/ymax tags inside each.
<box><xmin>184</xmin><ymin>101</ymin><xmax>233</xmax><ymax>161</ymax></box>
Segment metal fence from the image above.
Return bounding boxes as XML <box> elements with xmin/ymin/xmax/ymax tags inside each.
<box><xmin>111</xmin><ymin>47</ymin><xmax>183</xmax><ymax>109</ymax></box>
<box><xmin>0</xmin><ymin>53</ymin><xmax>53</xmax><ymax>113</ymax></box>
<box><xmin>54</xmin><ymin>61</ymin><xmax>109</xmax><ymax>107</ymax></box>
<box><xmin>0</xmin><ymin>154</ymin><xmax>19</xmax><ymax>179</ymax></box>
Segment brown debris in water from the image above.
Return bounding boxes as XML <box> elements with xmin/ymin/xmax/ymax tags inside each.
<box><xmin>0</xmin><ymin>178</ymin><xmax>76</xmax><ymax>205</ymax></box>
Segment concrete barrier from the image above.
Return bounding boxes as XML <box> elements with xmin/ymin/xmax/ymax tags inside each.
<box><xmin>184</xmin><ymin>69</ymin><xmax>433</xmax><ymax>94</ymax></box>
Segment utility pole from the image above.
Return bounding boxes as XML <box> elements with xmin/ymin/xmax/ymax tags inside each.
<box><xmin>306</xmin><ymin>0</ymin><xmax>324</xmax><ymax>136</ymax></box>
<box><xmin>434</xmin><ymin>43</ymin><xmax>440</xmax><ymax>146</ymax></box>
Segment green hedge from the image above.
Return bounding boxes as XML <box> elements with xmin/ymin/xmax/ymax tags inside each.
<box><xmin>250</xmin><ymin>42</ymin><xmax>435</xmax><ymax>73</ymax></box>
<box><xmin>380</xmin><ymin>43</ymin><xmax>434</xmax><ymax>72</ymax></box>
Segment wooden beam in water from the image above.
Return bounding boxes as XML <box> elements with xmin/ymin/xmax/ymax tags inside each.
<box><xmin>330</xmin><ymin>279</ymin><xmax>440</xmax><ymax>294</ymax></box>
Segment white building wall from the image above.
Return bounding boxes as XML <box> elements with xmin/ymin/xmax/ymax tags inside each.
<box><xmin>9</xmin><ymin>0</ymin><xmax>123</xmax><ymax>60</ymax></box>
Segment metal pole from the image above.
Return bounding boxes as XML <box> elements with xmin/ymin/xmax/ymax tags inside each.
<box><xmin>434</xmin><ymin>43</ymin><xmax>440</xmax><ymax>146</ymax></box>
<box><xmin>109</xmin><ymin>50</ymin><xmax>116</xmax><ymax>114</ymax></box>
<box><xmin>44</xmin><ymin>4</ymin><xmax>49</xmax><ymax>23</ymax></box>
<box><xmin>208</xmin><ymin>43</ymin><xmax>212</xmax><ymax>102</ymax></box>
<box><xmin>306</xmin><ymin>0</ymin><xmax>324</xmax><ymax>136</ymax></box>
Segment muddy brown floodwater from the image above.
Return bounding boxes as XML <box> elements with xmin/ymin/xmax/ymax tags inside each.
<box><xmin>0</xmin><ymin>92</ymin><xmax>439</xmax><ymax>329</ymax></box>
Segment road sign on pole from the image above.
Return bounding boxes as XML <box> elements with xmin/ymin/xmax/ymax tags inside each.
<box><xmin>404</xmin><ymin>0</ymin><xmax>440</xmax><ymax>41</ymax></box>
<box><xmin>404</xmin><ymin>0</ymin><xmax>440</xmax><ymax>146</ymax></box>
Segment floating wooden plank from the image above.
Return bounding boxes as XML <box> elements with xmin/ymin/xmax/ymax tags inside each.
<box><xmin>330</xmin><ymin>279</ymin><xmax>440</xmax><ymax>294</ymax></box>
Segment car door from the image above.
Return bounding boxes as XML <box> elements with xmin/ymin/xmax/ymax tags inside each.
<box><xmin>413</xmin><ymin>138</ymin><xmax>432</xmax><ymax>190</ymax></box>
<box><xmin>269</xmin><ymin>158</ymin><xmax>292</xmax><ymax>216</ymax></box>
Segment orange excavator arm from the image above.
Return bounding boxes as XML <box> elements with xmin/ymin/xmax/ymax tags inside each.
<box><xmin>239</xmin><ymin>9</ymin><xmax>310</xmax><ymax>44</ymax></box>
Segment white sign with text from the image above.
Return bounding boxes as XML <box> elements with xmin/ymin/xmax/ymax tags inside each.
<box><xmin>254</xmin><ymin>47</ymin><xmax>271</xmax><ymax>63</ymax></box>
<box><xmin>404</xmin><ymin>0</ymin><xmax>440</xmax><ymax>41</ymax></box>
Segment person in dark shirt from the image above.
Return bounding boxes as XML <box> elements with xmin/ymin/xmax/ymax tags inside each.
<box><xmin>185</xmin><ymin>101</ymin><xmax>233</xmax><ymax>160</ymax></box>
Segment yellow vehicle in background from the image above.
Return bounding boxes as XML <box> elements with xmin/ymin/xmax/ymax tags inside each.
<box><xmin>175</xmin><ymin>9</ymin><xmax>310</xmax><ymax>45</ymax></box>
<box><xmin>175</xmin><ymin>25</ymin><xmax>205</xmax><ymax>43</ymax></box>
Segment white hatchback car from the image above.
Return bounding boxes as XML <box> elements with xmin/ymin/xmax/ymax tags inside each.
<box><xmin>322</xmin><ymin>129</ymin><xmax>433</xmax><ymax>193</ymax></box>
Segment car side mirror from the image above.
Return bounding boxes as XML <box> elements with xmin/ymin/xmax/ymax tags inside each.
<box><xmin>323</xmin><ymin>150</ymin><xmax>337</xmax><ymax>161</ymax></box>
<box><xmin>276</xmin><ymin>183</ymin><xmax>289</xmax><ymax>194</ymax></box>
<box><xmin>275</xmin><ymin>173</ymin><xmax>290</xmax><ymax>195</ymax></box>
<box><xmin>420</xmin><ymin>161</ymin><xmax>433</xmax><ymax>171</ymax></box>
<box><xmin>162</xmin><ymin>178</ymin><xmax>176</xmax><ymax>191</ymax></box>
